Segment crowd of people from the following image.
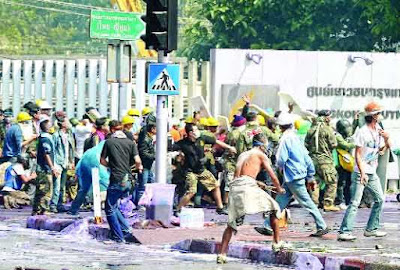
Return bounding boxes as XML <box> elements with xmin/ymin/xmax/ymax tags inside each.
<box><xmin>0</xmin><ymin>95</ymin><xmax>395</xmax><ymax>250</ymax></box>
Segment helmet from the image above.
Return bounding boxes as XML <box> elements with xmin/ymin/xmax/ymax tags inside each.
<box><xmin>142</xmin><ymin>107</ymin><xmax>153</xmax><ymax>116</ymax></box>
<box><xmin>257</xmin><ymin>115</ymin><xmax>266</xmax><ymax>126</ymax></box>
<box><xmin>39</xmin><ymin>100</ymin><xmax>52</xmax><ymax>110</ymax></box>
<box><xmin>206</xmin><ymin>117</ymin><xmax>219</xmax><ymax>127</ymax></box>
<box><xmin>122</xmin><ymin>115</ymin><xmax>135</xmax><ymax>125</ymax></box>
<box><xmin>185</xmin><ymin>116</ymin><xmax>194</xmax><ymax>124</ymax></box>
<box><xmin>336</xmin><ymin>119</ymin><xmax>352</xmax><ymax>138</ymax></box>
<box><xmin>276</xmin><ymin>112</ymin><xmax>295</xmax><ymax>126</ymax></box>
<box><xmin>17</xmin><ymin>112</ymin><xmax>32</xmax><ymax>123</ymax></box>
<box><xmin>127</xmin><ymin>108</ymin><xmax>140</xmax><ymax>117</ymax></box>
<box><xmin>146</xmin><ymin>112</ymin><xmax>156</xmax><ymax>125</ymax></box>
<box><xmin>199</xmin><ymin>117</ymin><xmax>208</xmax><ymax>127</ymax></box>
<box><xmin>364</xmin><ymin>101</ymin><xmax>383</xmax><ymax>115</ymax></box>
<box><xmin>294</xmin><ymin>119</ymin><xmax>303</xmax><ymax>130</ymax></box>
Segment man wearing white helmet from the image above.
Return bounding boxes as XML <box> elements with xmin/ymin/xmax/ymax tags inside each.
<box><xmin>39</xmin><ymin>100</ymin><xmax>53</xmax><ymax>117</ymax></box>
<box><xmin>255</xmin><ymin>112</ymin><xmax>329</xmax><ymax>238</ymax></box>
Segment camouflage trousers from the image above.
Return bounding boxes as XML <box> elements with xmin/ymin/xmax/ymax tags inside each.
<box><xmin>2</xmin><ymin>190</ymin><xmax>31</xmax><ymax>209</ymax></box>
<box><xmin>32</xmin><ymin>172</ymin><xmax>53</xmax><ymax>215</ymax></box>
<box><xmin>311</xmin><ymin>162</ymin><xmax>338</xmax><ymax>207</ymax></box>
<box><xmin>66</xmin><ymin>176</ymin><xmax>78</xmax><ymax>202</ymax></box>
<box><xmin>223</xmin><ymin>161</ymin><xmax>236</xmax><ymax>193</ymax></box>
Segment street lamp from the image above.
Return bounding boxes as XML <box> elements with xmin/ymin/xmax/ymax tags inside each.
<box><xmin>348</xmin><ymin>55</ymin><xmax>374</xmax><ymax>65</ymax></box>
<box><xmin>246</xmin><ymin>53</ymin><xmax>263</xmax><ymax>64</ymax></box>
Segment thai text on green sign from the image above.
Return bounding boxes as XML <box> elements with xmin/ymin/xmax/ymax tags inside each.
<box><xmin>90</xmin><ymin>10</ymin><xmax>145</xmax><ymax>40</ymax></box>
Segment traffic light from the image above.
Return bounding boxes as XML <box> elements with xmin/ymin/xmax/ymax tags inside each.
<box><xmin>141</xmin><ymin>0</ymin><xmax>178</xmax><ymax>52</ymax></box>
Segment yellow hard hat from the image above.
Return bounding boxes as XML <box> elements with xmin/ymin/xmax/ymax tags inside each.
<box><xmin>17</xmin><ymin>112</ymin><xmax>32</xmax><ymax>123</ymax></box>
<box><xmin>122</xmin><ymin>115</ymin><xmax>135</xmax><ymax>125</ymax></box>
<box><xmin>142</xmin><ymin>107</ymin><xmax>153</xmax><ymax>116</ymax></box>
<box><xmin>199</xmin><ymin>117</ymin><xmax>208</xmax><ymax>126</ymax></box>
<box><xmin>185</xmin><ymin>116</ymin><xmax>194</xmax><ymax>124</ymax></box>
<box><xmin>127</xmin><ymin>108</ymin><xmax>140</xmax><ymax>117</ymax></box>
<box><xmin>206</xmin><ymin>117</ymin><xmax>219</xmax><ymax>127</ymax></box>
<box><xmin>257</xmin><ymin>115</ymin><xmax>266</xmax><ymax>126</ymax></box>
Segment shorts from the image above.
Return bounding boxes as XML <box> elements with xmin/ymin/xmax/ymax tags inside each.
<box><xmin>185</xmin><ymin>169</ymin><xmax>219</xmax><ymax>195</ymax></box>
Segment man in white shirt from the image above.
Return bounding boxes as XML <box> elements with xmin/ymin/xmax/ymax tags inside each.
<box><xmin>338</xmin><ymin>101</ymin><xmax>391</xmax><ymax>241</ymax></box>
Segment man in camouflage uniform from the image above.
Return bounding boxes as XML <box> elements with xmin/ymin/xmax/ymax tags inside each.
<box><xmin>203</xmin><ymin>117</ymin><xmax>219</xmax><ymax>177</ymax></box>
<box><xmin>222</xmin><ymin>115</ymin><xmax>246</xmax><ymax>205</ymax></box>
<box><xmin>305</xmin><ymin>110</ymin><xmax>339</xmax><ymax>211</ymax></box>
<box><xmin>32</xmin><ymin>116</ymin><xmax>59</xmax><ymax>215</ymax></box>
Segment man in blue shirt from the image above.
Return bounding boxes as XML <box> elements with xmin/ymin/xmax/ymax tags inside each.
<box><xmin>255</xmin><ymin>112</ymin><xmax>329</xmax><ymax>237</ymax></box>
<box><xmin>2</xmin><ymin>112</ymin><xmax>37</xmax><ymax>163</ymax></box>
<box><xmin>68</xmin><ymin>141</ymin><xmax>110</xmax><ymax>216</ymax></box>
<box><xmin>1</xmin><ymin>155</ymin><xmax>36</xmax><ymax>209</ymax></box>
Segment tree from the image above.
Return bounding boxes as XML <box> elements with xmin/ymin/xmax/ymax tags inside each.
<box><xmin>178</xmin><ymin>0</ymin><xmax>387</xmax><ymax>60</ymax></box>
<box><xmin>0</xmin><ymin>0</ymin><xmax>110</xmax><ymax>55</ymax></box>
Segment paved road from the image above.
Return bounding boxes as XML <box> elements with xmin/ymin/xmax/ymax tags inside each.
<box><xmin>0</xmin><ymin>217</ymin><xmax>292</xmax><ymax>270</ymax></box>
<box><xmin>1</xmin><ymin>195</ymin><xmax>400</xmax><ymax>269</ymax></box>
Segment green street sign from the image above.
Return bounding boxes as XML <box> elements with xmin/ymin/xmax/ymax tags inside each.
<box><xmin>90</xmin><ymin>10</ymin><xmax>145</xmax><ymax>40</ymax></box>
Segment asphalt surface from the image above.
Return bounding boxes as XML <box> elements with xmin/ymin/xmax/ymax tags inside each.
<box><xmin>1</xmin><ymin>195</ymin><xmax>400</xmax><ymax>269</ymax></box>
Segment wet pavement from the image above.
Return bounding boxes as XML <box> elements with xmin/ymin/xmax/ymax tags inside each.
<box><xmin>0</xmin><ymin>210</ymin><xmax>292</xmax><ymax>270</ymax></box>
<box><xmin>1</xmin><ymin>195</ymin><xmax>400</xmax><ymax>269</ymax></box>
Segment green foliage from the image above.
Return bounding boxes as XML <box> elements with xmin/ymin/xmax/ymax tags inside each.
<box><xmin>179</xmin><ymin>0</ymin><xmax>398</xmax><ymax>60</ymax></box>
<box><xmin>0</xmin><ymin>0</ymin><xmax>110</xmax><ymax>55</ymax></box>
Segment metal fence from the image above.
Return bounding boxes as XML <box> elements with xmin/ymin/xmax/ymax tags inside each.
<box><xmin>0</xmin><ymin>57</ymin><xmax>209</xmax><ymax>120</ymax></box>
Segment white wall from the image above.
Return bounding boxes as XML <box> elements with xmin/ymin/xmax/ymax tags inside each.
<box><xmin>210</xmin><ymin>49</ymin><xmax>400</xmax><ymax>178</ymax></box>
<box><xmin>211</xmin><ymin>49</ymin><xmax>400</xmax><ymax>139</ymax></box>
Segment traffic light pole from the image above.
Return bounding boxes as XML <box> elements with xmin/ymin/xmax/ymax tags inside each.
<box><xmin>155</xmin><ymin>50</ymin><xmax>168</xmax><ymax>184</ymax></box>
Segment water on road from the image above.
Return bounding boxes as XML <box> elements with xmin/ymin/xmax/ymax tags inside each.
<box><xmin>0</xmin><ymin>221</ymin><xmax>292</xmax><ymax>270</ymax></box>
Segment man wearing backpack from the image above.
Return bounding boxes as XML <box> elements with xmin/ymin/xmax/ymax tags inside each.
<box><xmin>334</xmin><ymin>120</ymin><xmax>356</xmax><ymax>209</ymax></box>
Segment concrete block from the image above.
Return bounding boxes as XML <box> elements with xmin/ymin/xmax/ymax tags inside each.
<box><xmin>189</xmin><ymin>239</ymin><xmax>216</xmax><ymax>254</ymax></box>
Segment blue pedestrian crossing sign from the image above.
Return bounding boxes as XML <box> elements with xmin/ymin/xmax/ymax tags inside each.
<box><xmin>148</xmin><ymin>63</ymin><xmax>180</xmax><ymax>95</ymax></box>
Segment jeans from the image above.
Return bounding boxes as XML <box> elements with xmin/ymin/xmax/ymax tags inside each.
<box><xmin>339</xmin><ymin>172</ymin><xmax>384</xmax><ymax>233</ymax></box>
<box><xmin>133</xmin><ymin>168</ymin><xmax>154</xmax><ymax>205</ymax></box>
<box><xmin>264</xmin><ymin>179</ymin><xmax>327</xmax><ymax>230</ymax></box>
<box><xmin>69</xmin><ymin>175</ymin><xmax>92</xmax><ymax>214</ymax></box>
<box><xmin>50</xmin><ymin>167</ymin><xmax>67</xmax><ymax>210</ymax></box>
<box><xmin>106</xmin><ymin>183</ymin><xmax>132</xmax><ymax>241</ymax></box>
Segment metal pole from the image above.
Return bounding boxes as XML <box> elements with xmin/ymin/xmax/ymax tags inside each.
<box><xmin>155</xmin><ymin>50</ymin><xmax>169</xmax><ymax>184</ymax></box>
<box><xmin>118</xmin><ymin>41</ymin><xmax>124</xmax><ymax>120</ymax></box>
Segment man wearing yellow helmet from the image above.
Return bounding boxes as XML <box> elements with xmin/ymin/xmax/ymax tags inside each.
<box><xmin>122</xmin><ymin>115</ymin><xmax>135</xmax><ymax>141</ymax></box>
<box><xmin>141</xmin><ymin>107</ymin><xmax>153</xmax><ymax>127</ymax></box>
<box><xmin>1</xmin><ymin>112</ymin><xmax>37</xmax><ymax>163</ymax></box>
<box><xmin>127</xmin><ymin>108</ymin><xmax>141</xmax><ymax>135</ymax></box>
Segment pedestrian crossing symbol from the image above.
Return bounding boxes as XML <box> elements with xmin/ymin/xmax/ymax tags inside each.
<box><xmin>148</xmin><ymin>63</ymin><xmax>180</xmax><ymax>95</ymax></box>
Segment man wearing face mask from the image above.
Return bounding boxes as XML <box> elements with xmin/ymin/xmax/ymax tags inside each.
<box><xmin>172</xmin><ymin>123</ymin><xmax>236</xmax><ymax>214</ymax></box>
<box><xmin>2</xmin><ymin>112</ymin><xmax>38</xmax><ymax>164</ymax></box>
<box><xmin>305</xmin><ymin>110</ymin><xmax>339</xmax><ymax>211</ymax></box>
<box><xmin>338</xmin><ymin>102</ymin><xmax>390</xmax><ymax>241</ymax></box>
<box><xmin>126</xmin><ymin>108</ymin><xmax>141</xmax><ymax>136</ymax></box>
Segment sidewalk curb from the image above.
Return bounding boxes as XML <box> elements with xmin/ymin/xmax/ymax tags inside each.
<box><xmin>26</xmin><ymin>216</ymin><xmax>110</xmax><ymax>241</ymax></box>
<box><xmin>172</xmin><ymin>239</ymin><xmax>398</xmax><ymax>270</ymax></box>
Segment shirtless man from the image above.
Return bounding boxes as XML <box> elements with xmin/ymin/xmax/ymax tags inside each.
<box><xmin>217</xmin><ymin>133</ymin><xmax>287</xmax><ymax>264</ymax></box>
